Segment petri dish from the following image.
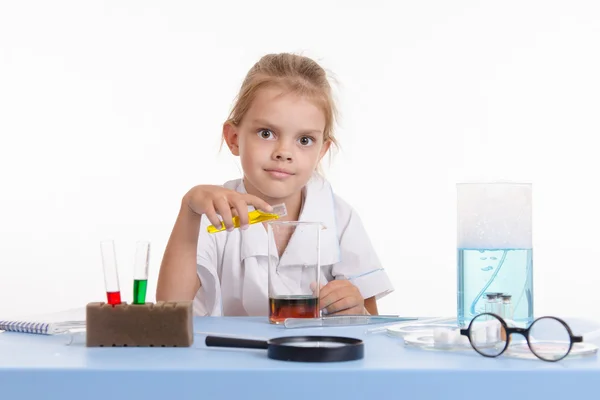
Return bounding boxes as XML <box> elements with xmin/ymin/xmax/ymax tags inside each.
<box><xmin>504</xmin><ymin>341</ymin><xmax>598</xmax><ymax>360</ymax></box>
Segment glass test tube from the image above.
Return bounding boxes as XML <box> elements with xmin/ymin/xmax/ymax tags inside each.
<box><xmin>100</xmin><ymin>240</ymin><xmax>122</xmax><ymax>305</ymax></box>
<box><xmin>133</xmin><ymin>241</ymin><xmax>150</xmax><ymax>304</ymax></box>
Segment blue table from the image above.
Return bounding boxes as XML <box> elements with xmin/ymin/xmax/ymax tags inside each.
<box><xmin>1</xmin><ymin>316</ymin><xmax>599</xmax><ymax>399</ymax></box>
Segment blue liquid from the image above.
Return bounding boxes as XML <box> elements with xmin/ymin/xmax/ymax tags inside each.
<box><xmin>457</xmin><ymin>248</ymin><xmax>533</xmax><ymax>326</ymax></box>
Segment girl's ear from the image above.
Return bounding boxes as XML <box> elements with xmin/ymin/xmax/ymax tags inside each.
<box><xmin>223</xmin><ymin>121</ymin><xmax>240</xmax><ymax>156</ymax></box>
<box><xmin>318</xmin><ymin>139</ymin><xmax>331</xmax><ymax>161</ymax></box>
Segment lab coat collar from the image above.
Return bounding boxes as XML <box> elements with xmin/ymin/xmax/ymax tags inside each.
<box><xmin>228</xmin><ymin>175</ymin><xmax>341</xmax><ymax>267</ymax></box>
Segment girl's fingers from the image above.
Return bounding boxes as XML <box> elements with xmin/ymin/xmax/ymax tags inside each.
<box><xmin>231</xmin><ymin>198</ymin><xmax>250</xmax><ymax>228</ymax></box>
<box><xmin>319</xmin><ymin>281</ymin><xmax>363</xmax><ymax>315</ymax></box>
<box><xmin>215</xmin><ymin>197</ymin><xmax>235</xmax><ymax>231</ymax></box>
<box><xmin>319</xmin><ymin>279</ymin><xmax>348</xmax><ymax>299</ymax></box>
<box><xmin>320</xmin><ymin>285</ymin><xmax>357</xmax><ymax>310</ymax></box>
<box><xmin>203</xmin><ymin>204</ymin><xmax>223</xmax><ymax>230</ymax></box>
<box><xmin>322</xmin><ymin>296</ymin><xmax>363</xmax><ymax>315</ymax></box>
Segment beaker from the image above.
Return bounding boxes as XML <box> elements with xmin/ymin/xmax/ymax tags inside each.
<box><xmin>456</xmin><ymin>182</ymin><xmax>533</xmax><ymax>327</ymax></box>
<box><xmin>267</xmin><ymin>221</ymin><xmax>324</xmax><ymax>324</ymax></box>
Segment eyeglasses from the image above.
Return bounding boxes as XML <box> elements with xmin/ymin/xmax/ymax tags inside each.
<box><xmin>459</xmin><ymin>313</ymin><xmax>583</xmax><ymax>362</ymax></box>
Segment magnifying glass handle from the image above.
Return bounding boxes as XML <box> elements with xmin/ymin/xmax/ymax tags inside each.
<box><xmin>205</xmin><ymin>336</ymin><xmax>269</xmax><ymax>349</ymax></box>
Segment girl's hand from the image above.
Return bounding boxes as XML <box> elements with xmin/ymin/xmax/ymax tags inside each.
<box><xmin>318</xmin><ymin>280</ymin><xmax>367</xmax><ymax>315</ymax></box>
<box><xmin>183</xmin><ymin>185</ymin><xmax>272</xmax><ymax>231</ymax></box>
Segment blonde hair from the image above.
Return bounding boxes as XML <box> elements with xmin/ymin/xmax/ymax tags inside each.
<box><xmin>224</xmin><ymin>53</ymin><xmax>339</xmax><ymax>151</ymax></box>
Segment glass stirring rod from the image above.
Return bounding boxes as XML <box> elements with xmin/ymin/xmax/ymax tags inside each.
<box><xmin>100</xmin><ymin>240</ymin><xmax>122</xmax><ymax>305</ymax></box>
<box><xmin>284</xmin><ymin>315</ymin><xmax>419</xmax><ymax>328</ymax></box>
<box><xmin>133</xmin><ymin>241</ymin><xmax>150</xmax><ymax>304</ymax></box>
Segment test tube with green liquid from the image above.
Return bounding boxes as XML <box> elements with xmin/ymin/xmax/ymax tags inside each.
<box><xmin>133</xmin><ymin>241</ymin><xmax>150</xmax><ymax>304</ymax></box>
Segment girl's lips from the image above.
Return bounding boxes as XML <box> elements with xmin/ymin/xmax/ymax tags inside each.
<box><xmin>264</xmin><ymin>169</ymin><xmax>294</xmax><ymax>179</ymax></box>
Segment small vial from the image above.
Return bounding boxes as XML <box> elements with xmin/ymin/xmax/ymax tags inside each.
<box><xmin>493</xmin><ymin>293</ymin><xmax>504</xmax><ymax>316</ymax></box>
<box><xmin>133</xmin><ymin>241</ymin><xmax>150</xmax><ymax>304</ymax></box>
<box><xmin>491</xmin><ymin>292</ymin><xmax>504</xmax><ymax>316</ymax></box>
<box><xmin>100</xmin><ymin>240</ymin><xmax>121</xmax><ymax>305</ymax></box>
<box><xmin>484</xmin><ymin>293</ymin><xmax>499</xmax><ymax>314</ymax></box>
<box><xmin>501</xmin><ymin>294</ymin><xmax>513</xmax><ymax>320</ymax></box>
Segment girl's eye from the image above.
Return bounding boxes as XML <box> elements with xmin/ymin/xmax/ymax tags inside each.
<box><xmin>298</xmin><ymin>136</ymin><xmax>314</xmax><ymax>146</ymax></box>
<box><xmin>258</xmin><ymin>129</ymin><xmax>275</xmax><ymax>140</ymax></box>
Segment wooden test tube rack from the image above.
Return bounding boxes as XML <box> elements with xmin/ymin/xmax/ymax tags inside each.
<box><xmin>85</xmin><ymin>301</ymin><xmax>194</xmax><ymax>347</ymax></box>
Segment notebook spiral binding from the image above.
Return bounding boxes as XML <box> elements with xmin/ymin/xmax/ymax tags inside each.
<box><xmin>0</xmin><ymin>320</ymin><xmax>51</xmax><ymax>334</ymax></box>
<box><xmin>0</xmin><ymin>320</ymin><xmax>85</xmax><ymax>335</ymax></box>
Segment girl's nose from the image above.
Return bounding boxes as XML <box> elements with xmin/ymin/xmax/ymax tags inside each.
<box><xmin>272</xmin><ymin>148</ymin><xmax>293</xmax><ymax>162</ymax></box>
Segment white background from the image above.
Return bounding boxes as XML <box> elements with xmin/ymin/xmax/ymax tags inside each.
<box><xmin>1</xmin><ymin>0</ymin><xmax>599</xmax><ymax>321</ymax></box>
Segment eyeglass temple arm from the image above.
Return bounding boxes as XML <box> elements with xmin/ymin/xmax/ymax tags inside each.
<box><xmin>572</xmin><ymin>335</ymin><xmax>583</xmax><ymax>343</ymax></box>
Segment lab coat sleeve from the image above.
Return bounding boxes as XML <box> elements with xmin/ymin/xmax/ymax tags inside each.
<box><xmin>331</xmin><ymin>198</ymin><xmax>394</xmax><ymax>301</ymax></box>
<box><xmin>193</xmin><ymin>215</ymin><xmax>222</xmax><ymax>316</ymax></box>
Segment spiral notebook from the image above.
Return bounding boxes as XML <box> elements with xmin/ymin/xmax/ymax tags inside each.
<box><xmin>0</xmin><ymin>307</ymin><xmax>86</xmax><ymax>335</ymax></box>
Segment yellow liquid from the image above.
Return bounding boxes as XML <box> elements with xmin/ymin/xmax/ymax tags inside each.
<box><xmin>207</xmin><ymin>210</ymin><xmax>280</xmax><ymax>233</ymax></box>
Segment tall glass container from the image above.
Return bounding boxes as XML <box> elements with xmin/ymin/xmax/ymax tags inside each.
<box><xmin>457</xmin><ymin>182</ymin><xmax>533</xmax><ymax>327</ymax></box>
<box><xmin>267</xmin><ymin>221</ymin><xmax>323</xmax><ymax>324</ymax></box>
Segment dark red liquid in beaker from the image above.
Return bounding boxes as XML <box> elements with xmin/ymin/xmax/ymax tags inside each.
<box><xmin>269</xmin><ymin>296</ymin><xmax>319</xmax><ymax>324</ymax></box>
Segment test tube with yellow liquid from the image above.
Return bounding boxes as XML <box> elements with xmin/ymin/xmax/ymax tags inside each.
<box><xmin>207</xmin><ymin>204</ymin><xmax>287</xmax><ymax>233</ymax></box>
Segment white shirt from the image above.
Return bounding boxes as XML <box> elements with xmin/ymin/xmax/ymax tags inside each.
<box><xmin>193</xmin><ymin>174</ymin><xmax>394</xmax><ymax>316</ymax></box>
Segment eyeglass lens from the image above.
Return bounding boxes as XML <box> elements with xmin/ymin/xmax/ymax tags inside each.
<box><xmin>528</xmin><ymin>317</ymin><xmax>572</xmax><ymax>361</ymax></box>
<box><xmin>468</xmin><ymin>314</ymin><xmax>507</xmax><ymax>356</ymax></box>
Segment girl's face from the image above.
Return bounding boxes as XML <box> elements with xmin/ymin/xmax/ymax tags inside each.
<box><xmin>224</xmin><ymin>85</ymin><xmax>330</xmax><ymax>203</ymax></box>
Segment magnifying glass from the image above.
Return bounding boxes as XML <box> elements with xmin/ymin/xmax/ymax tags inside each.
<box><xmin>205</xmin><ymin>335</ymin><xmax>364</xmax><ymax>362</ymax></box>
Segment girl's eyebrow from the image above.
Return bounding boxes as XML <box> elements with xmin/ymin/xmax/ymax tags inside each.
<box><xmin>250</xmin><ymin>118</ymin><xmax>323</xmax><ymax>136</ymax></box>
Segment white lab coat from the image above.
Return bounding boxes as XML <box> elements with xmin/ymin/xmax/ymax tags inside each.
<box><xmin>193</xmin><ymin>174</ymin><xmax>394</xmax><ymax>316</ymax></box>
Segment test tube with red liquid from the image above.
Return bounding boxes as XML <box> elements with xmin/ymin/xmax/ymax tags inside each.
<box><xmin>100</xmin><ymin>240</ymin><xmax>122</xmax><ymax>305</ymax></box>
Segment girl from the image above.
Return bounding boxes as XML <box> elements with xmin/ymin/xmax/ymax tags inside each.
<box><xmin>156</xmin><ymin>53</ymin><xmax>394</xmax><ymax>317</ymax></box>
